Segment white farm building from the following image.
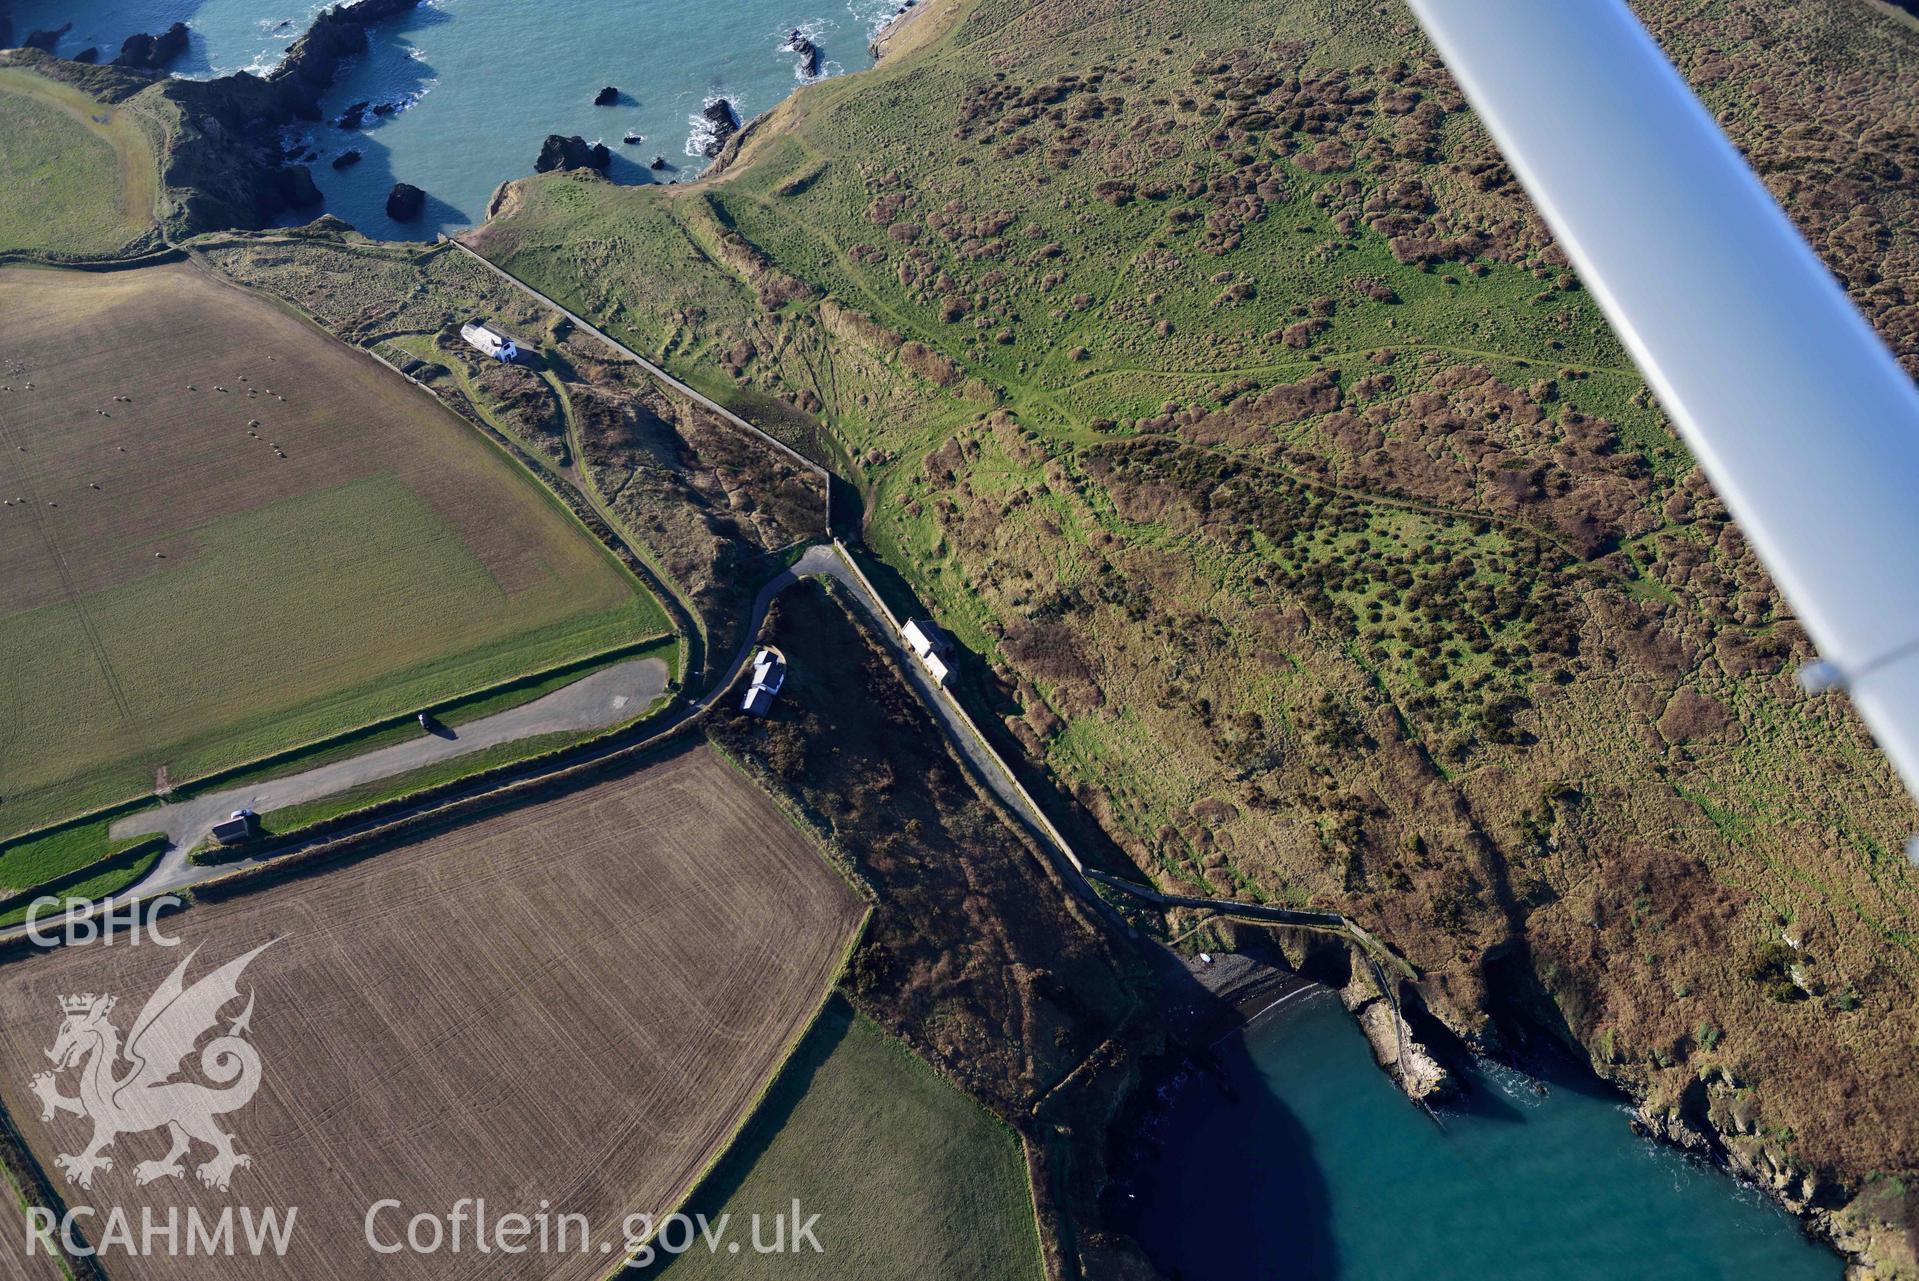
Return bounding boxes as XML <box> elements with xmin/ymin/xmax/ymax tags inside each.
<box><xmin>741</xmin><ymin>646</ymin><xmax>786</xmax><ymax>716</ymax></box>
<box><xmin>460</xmin><ymin>320</ymin><xmax>520</xmax><ymax>362</ymax></box>
<box><xmin>901</xmin><ymin>619</ymin><xmax>953</xmax><ymax>685</ymax></box>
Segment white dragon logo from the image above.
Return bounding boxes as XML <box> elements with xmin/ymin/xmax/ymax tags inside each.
<box><xmin>28</xmin><ymin>942</ymin><xmax>274</xmax><ymax>1192</ymax></box>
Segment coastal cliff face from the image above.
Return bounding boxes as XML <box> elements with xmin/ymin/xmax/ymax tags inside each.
<box><xmin>466</xmin><ymin>0</ymin><xmax>1919</xmax><ymax>1271</ymax></box>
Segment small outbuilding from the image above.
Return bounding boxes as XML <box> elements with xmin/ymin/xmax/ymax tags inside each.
<box><xmin>210</xmin><ymin>808</ymin><xmax>258</xmax><ymax>845</ymax></box>
<box><xmin>901</xmin><ymin>618</ymin><xmax>954</xmax><ymax>686</ymax></box>
<box><xmin>460</xmin><ymin>320</ymin><xmax>520</xmax><ymax>363</ymax></box>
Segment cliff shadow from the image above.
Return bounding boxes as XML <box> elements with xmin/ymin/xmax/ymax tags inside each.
<box><xmin>603</xmin><ymin>150</ymin><xmax>661</xmax><ymax>187</ymax></box>
<box><xmin>19</xmin><ymin>3</ymin><xmax>218</xmax><ymax>74</ymax></box>
<box><xmin>276</xmin><ymin>38</ymin><xmax>476</xmax><ymax>238</ymax></box>
<box><xmin>1107</xmin><ymin>952</ymin><xmax>1340</xmax><ymax>1279</ymax></box>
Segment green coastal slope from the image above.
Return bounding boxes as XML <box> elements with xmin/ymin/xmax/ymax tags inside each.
<box><xmin>0</xmin><ymin>63</ymin><xmax>159</xmax><ymax>259</ymax></box>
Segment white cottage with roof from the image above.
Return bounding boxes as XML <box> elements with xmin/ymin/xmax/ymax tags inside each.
<box><xmin>901</xmin><ymin>619</ymin><xmax>953</xmax><ymax>685</ymax></box>
<box><xmin>460</xmin><ymin>320</ymin><xmax>520</xmax><ymax>362</ymax></box>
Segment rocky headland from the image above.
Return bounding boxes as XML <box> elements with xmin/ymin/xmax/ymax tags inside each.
<box><xmin>113</xmin><ymin>21</ymin><xmax>189</xmax><ymax>70</ymax></box>
<box><xmin>535</xmin><ymin>134</ymin><xmax>611</xmax><ymax>173</ymax></box>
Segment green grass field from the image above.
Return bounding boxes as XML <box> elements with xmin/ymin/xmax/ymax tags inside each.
<box><xmin>0</xmin><ymin>848</ymin><xmax>160</xmax><ymax>929</ymax></box>
<box><xmin>645</xmin><ymin>996</ymin><xmax>1042</xmax><ymax>1281</ymax></box>
<box><xmin>0</xmin><ymin>264</ymin><xmax>670</xmax><ymax>838</ymax></box>
<box><xmin>0</xmin><ymin>814</ymin><xmax>152</xmax><ymax>898</ymax></box>
<box><xmin>0</xmin><ymin>66</ymin><xmax>157</xmax><ymax>259</ymax></box>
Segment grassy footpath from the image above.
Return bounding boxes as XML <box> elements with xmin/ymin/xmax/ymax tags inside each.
<box><xmin>643</xmin><ymin>996</ymin><xmax>1042</xmax><ymax>1281</ymax></box>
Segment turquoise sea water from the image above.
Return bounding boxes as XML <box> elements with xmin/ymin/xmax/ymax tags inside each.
<box><xmin>1126</xmin><ymin>990</ymin><xmax>1844</xmax><ymax>1281</ymax></box>
<box><xmin>10</xmin><ymin>0</ymin><xmax>890</xmax><ymax>237</ymax></box>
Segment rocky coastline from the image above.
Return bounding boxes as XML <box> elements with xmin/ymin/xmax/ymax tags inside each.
<box><xmin>1415</xmin><ymin>949</ymin><xmax>1891</xmax><ymax>1275</ymax></box>
<box><xmin>1095</xmin><ymin>925</ymin><xmax>1882</xmax><ymax>1277</ymax></box>
<box><xmin>2</xmin><ymin>0</ymin><xmax>424</xmax><ymax>236</ymax></box>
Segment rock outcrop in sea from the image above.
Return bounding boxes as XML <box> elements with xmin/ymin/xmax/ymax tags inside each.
<box><xmin>385</xmin><ymin>182</ymin><xmax>425</xmax><ymax>221</ymax></box>
<box><xmin>267</xmin><ymin>0</ymin><xmax>422</xmax><ymax>119</ymax></box>
<box><xmin>114</xmin><ymin>22</ymin><xmax>190</xmax><ymax>71</ymax></box>
<box><xmin>23</xmin><ymin>23</ymin><xmax>69</xmax><ymax>53</ymax></box>
<box><xmin>787</xmin><ymin>30</ymin><xmax>822</xmax><ymax>78</ymax></box>
<box><xmin>111</xmin><ymin>0</ymin><xmax>426</xmax><ymax>233</ymax></box>
<box><xmin>535</xmin><ymin>134</ymin><xmax>611</xmax><ymax>173</ymax></box>
<box><xmin>1340</xmin><ymin>958</ymin><xmax>1453</xmax><ymax>1101</ymax></box>
<box><xmin>594</xmin><ymin>85</ymin><xmax>618</xmax><ymax>106</ymax></box>
<box><xmin>699</xmin><ymin>97</ymin><xmax>739</xmax><ymax>157</ymax></box>
<box><xmin>332</xmin><ymin>149</ymin><xmax>363</xmax><ymax>170</ymax></box>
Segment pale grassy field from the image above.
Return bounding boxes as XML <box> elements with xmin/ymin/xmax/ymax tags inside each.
<box><xmin>0</xmin><ymin>65</ymin><xmax>156</xmax><ymax>258</ymax></box>
<box><xmin>0</xmin><ymin>263</ymin><xmax>666</xmax><ymax>837</ymax></box>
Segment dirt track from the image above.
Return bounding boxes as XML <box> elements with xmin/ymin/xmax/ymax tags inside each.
<box><xmin>115</xmin><ymin>656</ymin><xmax>670</xmax><ymax>889</ymax></box>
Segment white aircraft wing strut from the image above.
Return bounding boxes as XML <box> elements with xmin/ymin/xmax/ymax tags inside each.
<box><xmin>1405</xmin><ymin>0</ymin><xmax>1919</xmax><ymax>807</ymax></box>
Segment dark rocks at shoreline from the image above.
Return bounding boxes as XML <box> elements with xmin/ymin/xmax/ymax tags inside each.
<box><xmin>535</xmin><ymin>134</ymin><xmax>611</xmax><ymax>173</ymax></box>
<box><xmin>787</xmin><ymin>30</ymin><xmax>822</xmax><ymax>78</ymax></box>
<box><xmin>332</xmin><ymin>149</ymin><xmax>363</xmax><ymax>170</ymax></box>
<box><xmin>385</xmin><ymin>181</ymin><xmax>425</xmax><ymax>221</ymax></box>
<box><xmin>268</xmin><ymin>0</ymin><xmax>423</xmax><ymax>119</ymax></box>
<box><xmin>335</xmin><ymin>100</ymin><xmax>370</xmax><ymax>129</ymax></box>
<box><xmin>272</xmin><ymin>165</ymin><xmax>322</xmax><ymax>209</ymax></box>
<box><xmin>594</xmin><ymin>85</ymin><xmax>619</xmax><ymax>106</ymax></box>
<box><xmin>700</xmin><ymin>97</ymin><xmax>739</xmax><ymax>157</ymax></box>
<box><xmin>622</xmin><ymin>131</ymin><xmax>642</xmax><ymax>145</ymax></box>
<box><xmin>72</xmin><ymin>47</ymin><xmax>100</xmax><ymax>65</ymax></box>
<box><xmin>114</xmin><ymin>22</ymin><xmax>190</xmax><ymax>71</ymax></box>
<box><xmin>372</xmin><ymin>99</ymin><xmax>398</xmax><ymax>115</ymax></box>
<box><xmin>23</xmin><ymin>23</ymin><xmax>70</xmax><ymax>53</ymax></box>
<box><xmin>649</xmin><ymin>154</ymin><xmax>669</xmax><ymax>170</ymax></box>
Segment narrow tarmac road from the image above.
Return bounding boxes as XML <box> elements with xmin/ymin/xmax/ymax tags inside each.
<box><xmin>114</xmin><ymin>657</ymin><xmax>668</xmax><ymax>892</ymax></box>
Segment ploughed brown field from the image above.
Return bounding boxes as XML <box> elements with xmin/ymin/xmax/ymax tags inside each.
<box><xmin>0</xmin><ymin>1206</ymin><xmax>61</xmax><ymax>1280</ymax></box>
<box><xmin>0</xmin><ymin>745</ymin><xmax>865</xmax><ymax>1280</ymax></box>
